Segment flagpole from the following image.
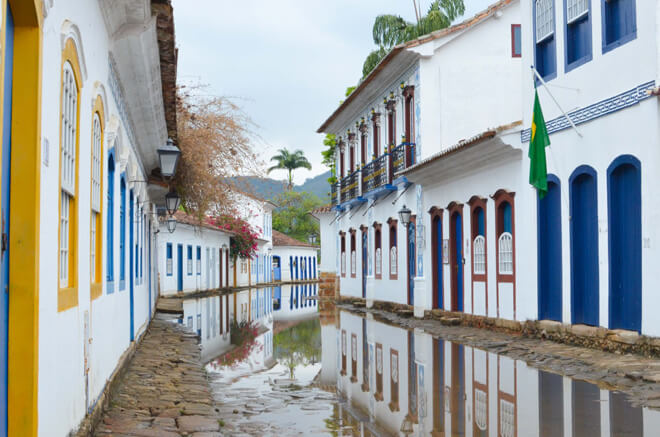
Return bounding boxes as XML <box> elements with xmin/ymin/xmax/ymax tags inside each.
<box><xmin>530</xmin><ymin>65</ymin><xmax>583</xmax><ymax>138</ymax></box>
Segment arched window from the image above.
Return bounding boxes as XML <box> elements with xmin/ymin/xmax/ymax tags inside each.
<box><xmin>374</xmin><ymin>223</ymin><xmax>382</xmax><ymax>279</ymax></box>
<box><xmin>388</xmin><ymin>219</ymin><xmax>398</xmax><ymax>279</ymax></box>
<box><xmin>340</xmin><ymin>233</ymin><xmax>346</xmax><ymax>277</ymax></box>
<box><xmin>475</xmin><ymin>389</ymin><xmax>487</xmax><ymax>431</ymax></box>
<box><xmin>106</xmin><ymin>153</ymin><xmax>115</xmax><ymax>291</ymax></box>
<box><xmin>59</xmin><ymin>44</ymin><xmax>82</xmax><ymax>311</ymax></box>
<box><xmin>350</xmin><ymin>230</ymin><xmax>357</xmax><ymax>277</ymax></box>
<box><xmin>470</xmin><ymin>200</ymin><xmax>487</xmax><ymax>277</ymax></box>
<box><xmin>372</xmin><ymin>112</ymin><xmax>380</xmax><ymax>158</ymax></box>
<box><xmin>496</xmin><ymin>197</ymin><xmax>515</xmax><ymax>276</ymax></box>
<box><xmin>90</xmin><ymin>110</ymin><xmax>103</xmax><ymax>296</ymax></box>
<box><xmin>473</xmin><ymin>236</ymin><xmax>486</xmax><ymax>275</ymax></box>
<box><xmin>498</xmin><ymin>232</ymin><xmax>513</xmax><ymax>274</ymax></box>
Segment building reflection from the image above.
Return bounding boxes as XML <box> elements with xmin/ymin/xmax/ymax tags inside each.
<box><xmin>324</xmin><ymin>306</ymin><xmax>656</xmax><ymax>437</ymax></box>
<box><xmin>273</xmin><ymin>283</ymin><xmax>318</xmax><ymax>322</ymax></box>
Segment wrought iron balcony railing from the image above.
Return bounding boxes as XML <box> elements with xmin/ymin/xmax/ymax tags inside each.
<box><xmin>340</xmin><ymin>171</ymin><xmax>360</xmax><ymax>203</ymax></box>
<box><xmin>362</xmin><ymin>153</ymin><xmax>389</xmax><ymax>194</ymax></box>
<box><xmin>390</xmin><ymin>142</ymin><xmax>415</xmax><ymax>177</ymax></box>
<box><xmin>330</xmin><ymin>182</ymin><xmax>338</xmax><ymax>205</ymax></box>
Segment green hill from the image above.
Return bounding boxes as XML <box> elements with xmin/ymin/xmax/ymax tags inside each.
<box><xmin>231</xmin><ymin>170</ymin><xmax>331</xmax><ymax>202</ymax></box>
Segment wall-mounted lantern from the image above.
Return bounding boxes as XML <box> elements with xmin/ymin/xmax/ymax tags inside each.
<box><xmin>157</xmin><ymin>138</ymin><xmax>181</xmax><ymax>180</ymax></box>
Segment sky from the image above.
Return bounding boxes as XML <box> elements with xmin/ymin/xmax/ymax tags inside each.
<box><xmin>172</xmin><ymin>0</ymin><xmax>495</xmax><ymax>184</ymax></box>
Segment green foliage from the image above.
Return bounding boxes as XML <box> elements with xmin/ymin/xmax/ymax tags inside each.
<box><xmin>272</xmin><ymin>191</ymin><xmax>322</xmax><ymax>242</ymax></box>
<box><xmin>345</xmin><ymin>86</ymin><xmax>356</xmax><ymax>97</ymax></box>
<box><xmin>321</xmin><ymin>134</ymin><xmax>337</xmax><ymax>185</ymax></box>
<box><xmin>274</xmin><ymin>318</ymin><xmax>321</xmax><ymax>379</ymax></box>
<box><xmin>362</xmin><ymin>0</ymin><xmax>465</xmax><ymax>78</ymax></box>
<box><xmin>267</xmin><ymin>148</ymin><xmax>312</xmax><ymax>190</ymax></box>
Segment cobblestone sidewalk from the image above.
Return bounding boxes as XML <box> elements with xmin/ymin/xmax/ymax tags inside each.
<box><xmin>94</xmin><ymin>318</ymin><xmax>223</xmax><ymax>436</ymax></box>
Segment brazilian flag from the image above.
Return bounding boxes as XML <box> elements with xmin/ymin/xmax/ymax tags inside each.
<box><xmin>529</xmin><ymin>88</ymin><xmax>551</xmax><ymax>198</ymax></box>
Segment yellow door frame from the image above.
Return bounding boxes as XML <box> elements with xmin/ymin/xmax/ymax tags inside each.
<box><xmin>7</xmin><ymin>0</ymin><xmax>42</xmax><ymax>436</ymax></box>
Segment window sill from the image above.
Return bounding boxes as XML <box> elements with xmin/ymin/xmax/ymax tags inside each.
<box><xmin>91</xmin><ymin>283</ymin><xmax>103</xmax><ymax>300</ymax></box>
<box><xmin>602</xmin><ymin>32</ymin><xmax>637</xmax><ymax>55</ymax></box>
<box><xmin>565</xmin><ymin>53</ymin><xmax>593</xmax><ymax>73</ymax></box>
<box><xmin>58</xmin><ymin>286</ymin><xmax>78</xmax><ymax>312</ymax></box>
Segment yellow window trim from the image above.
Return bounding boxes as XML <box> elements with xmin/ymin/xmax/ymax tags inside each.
<box><xmin>90</xmin><ymin>94</ymin><xmax>104</xmax><ymax>296</ymax></box>
<box><xmin>8</xmin><ymin>1</ymin><xmax>43</xmax><ymax>435</ymax></box>
<box><xmin>57</xmin><ymin>37</ymin><xmax>82</xmax><ymax>311</ymax></box>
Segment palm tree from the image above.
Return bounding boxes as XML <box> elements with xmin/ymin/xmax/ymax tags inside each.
<box><xmin>267</xmin><ymin>148</ymin><xmax>312</xmax><ymax>190</ymax></box>
<box><xmin>362</xmin><ymin>0</ymin><xmax>465</xmax><ymax>77</ymax></box>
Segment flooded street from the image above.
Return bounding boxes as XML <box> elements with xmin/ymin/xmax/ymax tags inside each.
<box><xmin>179</xmin><ymin>285</ymin><xmax>658</xmax><ymax>436</ymax></box>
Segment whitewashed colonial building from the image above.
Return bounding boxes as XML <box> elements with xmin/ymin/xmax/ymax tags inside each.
<box><xmin>271</xmin><ymin>230</ymin><xmax>318</xmax><ymax>282</ymax></box>
<box><xmin>318</xmin><ymin>0</ymin><xmax>523</xmax><ymax>318</ymax></box>
<box><xmin>0</xmin><ymin>0</ymin><xmax>178</xmax><ymax>434</ymax></box>
<box><xmin>514</xmin><ymin>0</ymin><xmax>658</xmax><ymax>336</ymax></box>
<box><xmin>158</xmin><ymin>212</ymin><xmax>232</xmax><ymax>295</ymax></box>
<box><xmin>319</xmin><ymin>0</ymin><xmax>660</xmax><ymax>337</ymax></box>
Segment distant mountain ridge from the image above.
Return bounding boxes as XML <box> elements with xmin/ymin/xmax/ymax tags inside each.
<box><xmin>231</xmin><ymin>170</ymin><xmax>331</xmax><ymax>202</ymax></box>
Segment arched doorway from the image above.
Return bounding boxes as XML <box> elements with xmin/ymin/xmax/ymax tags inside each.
<box><xmin>449</xmin><ymin>204</ymin><xmax>464</xmax><ymax>312</ymax></box>
<box><xmin>608</xmin><ymin>155</ymin><xmax>641</xmax><ymax>332</ymax></box>
<box><xmin>430</xmin><ymin>207</ymin><xmax>443</xmax><ymax>309</ymax></box>
<box><xmin>538</xmin><ymin>175</ymin><xmax>562</xmax><ymax>321</ymax></box>
<box><xmin>569</xmin><ymin>166</ymin><xmax>599</xmax><ymax>326</ymax></box>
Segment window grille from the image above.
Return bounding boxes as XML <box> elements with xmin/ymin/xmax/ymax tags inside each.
<box><xmin>60</xmin><ymin>192</ymin><xmax>70</xmax><ymax>287</ymax></box>
<box><xmin>375</xmin><ymin>248</ymin><xmax>382</xmax><ymax>275</ymax></box>
<box><xmin>536</xmin><ymin>0</ymin><xmax>555</xmax><ymax>42</ymax></box>
<box><xmin>390</xmin><ymin>246</ymin><xmax>397</xmax><ymax>276</ymax></box>
<box><xmin>391</xmin><ymin>352</ymin><xmax>398</xmax><ymax>383</ymax></box>
<box><xmin>473</xmin><ymin>235</ymin><xmax>486</xmax><ymax>275</ymax></box>
<box><xmin>566</xmin><ymin>0</ymin><xmax>588</xmax><ymax>24</ymax></box>
<box><xmin>376</xmin><ymin>346</ymin><xmax>383</xmax><ymax>374</ymax></box>
<box><xmin>341</xmin><ymin>252</ymin><xmax>346</xmax><ymax>275</ymax></box>
<box><xmin>475</xmin><ymin>389</ymin><xmax>487</xmax><ymax>430</ymax></box>
<box><xmin>91</xmin><ymin>114</ymin><xmax>102</xmax><ymax>212</ymax></box>
<box><xmin>500</xmin><ymin>399</ymin><xmax>515</xmax><ymax>437</ymax></box>
<box><xmin>351</xmin><ymin>251</ymin><xmax>356</xmax><ymax>275</ymax></box>
<box><xmin>91</xmin><ymin>214</ymin><xmax>97</xmax><ymax>281</ymax></box>
<box><xmin>61</xmin><ymin>63</ymin><xmax>77</xmax><ymax>196</ymax></box>
<box><xmin>498</xmin><ymin>232</ymin><xmax>514</xmax><ymax>274</ymax></box>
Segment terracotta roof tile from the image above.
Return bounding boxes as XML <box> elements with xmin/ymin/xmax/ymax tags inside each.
<box><xmin>272</xmin><ymin>230</ymin><xmax>316</xmax><ymax>248</ymax></box>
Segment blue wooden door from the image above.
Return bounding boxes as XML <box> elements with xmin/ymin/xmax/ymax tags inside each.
<box><xmin>273</xmin><ymin>286</ymin><xmax>281</xmax><ymax>310</ymax></box>
<box><xmin>434</xmin><ymin>216</ymin><xmax>443</xmax><ymax>309</ymax></box>
<box><xmin>177</xmin><ymin>244</ymin><xmax>183</xmax><ymax>291</ymax></box>
<box><xmin>451</xmin><ymin>212</ymin><xmax>463</xmax><ymax>312</ymax></box>
<box><xmin>129</xmin><ymin>191</ymin><xmax>135</xmax><ymax>341</ymax></box>
<box><xmin>273</xmin><ymin>256</ymin><xmax>281</xmax><ymax>281</ymax></box>
<box><xmin>538</xmin><ymin>176</ymin><xmax>562</xmax><ymax>321</ymax></box>
<box><xmin>148</xmin><ymin>222</ymin><xmax>151</xmax><ymax>317</ymax></box>
<box><xmin>608</xmin><ymin>157</ymin><xmax>641</xmax><ymax>332</ymax></box>
<box><xmin>408</xmin><ymin>223</ymin><xmax>415</xmax><ymax>306</ymax></box>
<box><xmin>362</xmin><ymin>231</ymin><xmax>367</xmax><ymax>298</ymax></box>
<box><xmin>570</xmin><ymin>167</ymin><xmax>599</xmax><ymax>326</ymax></box>
<box><xmin>0</xmin><ymin>6</ymin><xmax>13</xmax><ymax>433</ymax></box>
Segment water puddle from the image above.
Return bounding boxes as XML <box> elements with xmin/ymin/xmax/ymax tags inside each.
<box><xmin>179</xmin><ymin>284</ymin><xmax>656</xmax><ymax>436</ymax></box>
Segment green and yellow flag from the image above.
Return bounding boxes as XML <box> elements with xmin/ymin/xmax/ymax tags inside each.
<box><xmin>529</xmin><ymin>88</ymin><xmax>551</xmax><ymax>198</ymax></box>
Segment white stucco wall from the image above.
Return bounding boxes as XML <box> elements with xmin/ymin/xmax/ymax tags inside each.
<box><xmin>158</xmin><ymin>223</ymin><xmax>231</xmax><ymax>296</ymax></box>
<box><xmin>271</xmin><ymin>246</ymin><xmax>319</xmax><ymax>282</ymax></box>
<box><xmin>37</xmin><ymin>1</ymin><xmax>165</xmax><ymax>434</ymax></box>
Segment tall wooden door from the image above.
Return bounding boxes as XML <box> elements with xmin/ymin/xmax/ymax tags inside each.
<box><xmin>451</xmin><ymin>212</ymin><xmax>464</xmax><ymax>312</ymax></box>
<box><xmin>361</xmin><ymin>230</ymin><xmax>367</xmax><ymax>298</ymax></box>
<box><xmin>538</xmin><ymin>176</ymin><xmax>562</xmax><ymax>321</ymax></box>
<box><xmin>0</xmin><ymin>5</ymin><xmax>14</xmax><ymax>431</ymax></box>
<box><xmin>407</xmin><ymin>223</ymin><xmax>415</xmax><ymax>306</ymax></box>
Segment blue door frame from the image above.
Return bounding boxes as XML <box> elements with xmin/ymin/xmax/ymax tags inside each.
<box><xmin>148</xmin><ymin>221</ymin><xmax>151</xmax><ymax>317</ymax></box>
<box><xmin>177</xmin><ymin>244</ymin><xmax>183</xmax><ymax>291</ymax></box>
<box><xmin>273</xmin><ymin>256</ymin><xmax>281</xmax><ymax>281</ymax></box>
<box><xmin>538</xmin><ymin>175</ymin><xmax>562</xmax><ymax>322</ymax></box>
<box><xmin>362</xmin><ymin>231</ymin><xmax>367</xmax><ymax>298</ymax></box>
<box><xmin>608</xmin><ymin>155</ymin><xmax>642</xmax><ymax>332</ymax></box>
<box><xmin>0</xmin><ymin>7</ymin><xmax>14</xmax><ymax>433</ymax></box>
<box><xmin>433</xmin><ymin>215</ymin><xmax>443</xmax><ymax>309</ymax></box>
<box><xmin>407</xmin><ymin>222</ymin><xmax>415</xmax><ymax>306</ymax></box>
<box><xmin>451</xmin><ymin>212</ymin><xmax>463</xmax><ymax>312</ymax></box>
<box><xmin>129</xmin><ymin>191</ymin><xmax>134</xmax><ymax>341</ymax></box>
<box><xmin>570</xmin><ymin>166</ymin><xmax>599</xmax><ymax>326</ymax></box>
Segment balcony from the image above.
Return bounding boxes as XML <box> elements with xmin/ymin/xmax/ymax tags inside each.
<box><xmin>340</xmin><ymin>170</ymin><xmax>360</xmax><ymax>204</ymax></box>
<box><xmin>336</xmin><ymin>142</ymin><xmax>415</xmax><ymax>207</ymax></box>
<box><xmin>330</xmin><ymin>182</ymin><xmax>338</xmax><ymax>205</ymax></box>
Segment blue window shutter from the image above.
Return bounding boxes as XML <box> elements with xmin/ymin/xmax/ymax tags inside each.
<box><xmin>564</xmin><ymin>0</ymin><xmax>592</xmax><ymax>71</ymax></box>
<box><xmin>503</xmin><ymin>202</ymin><xmax>512</xmax><ymax>233</ymax></box>
<box><xmin>107</xmin><ymin>155</ymin><xmax>115</xmax><ymax>284</ymax></box>
<box><xmin>120</xmin><ymin>178</ymin><xmax>126</xmax><ymax>286</ymax></box>
<box><xmin>534</xmin><ymin>1</ymin><xmax>557</xmax><ymax>80</ymax></box>
<box><xmin>602</xmin><ymin>0</ymin><xmax>636</xmax><ymax>52</ymax></box>
<box><xmin>477</xmin><ymin>208</ymin><xmax>485</xmax><ymax>236</ymax></box>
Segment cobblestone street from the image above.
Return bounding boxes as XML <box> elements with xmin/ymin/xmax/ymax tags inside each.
<box><xmin>94</xmin><ymin>318</ymin><xmax>222</xmax><ymax>437</ymax></box>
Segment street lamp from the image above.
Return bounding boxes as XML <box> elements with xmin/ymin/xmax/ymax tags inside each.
<box><xmin>165</xmin><ymin>190</ymin><xmax>180</xmax><ymax>215</ymax></box>
<box><xmin>308</xmin><ymin>234</ymin><xmax>317</xmax><ymax>245</ymax></box>
<box><xmin>166</xmin><ymin>216</ymin><xmax>177</xmax><ymax>233</ymax></box>
<box><xmin>398</xmin><ymin>204</ymin><xmax>412</xmax><ymax>227</ymax></box>
<box><xmin>157</xmin><ymin>138</ymin><xmax>181</xmax><ymax>180</ymax></box>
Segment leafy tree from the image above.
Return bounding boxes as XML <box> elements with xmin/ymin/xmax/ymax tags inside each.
<box><xmin>174</xmin><ymin>84</ymin><xmax>261</xmax><ymax>218</ymax></box>
<box><xmin>272</xmin><ymin>191</ymin><xmax>322</xmax><ymax>242</ymax></box>
<box><xmin>267</xmin><ymin>148</ymin><xmax>312</xmax><ymax>190</ymax></box>
<box><xmin>274</xmin><ymin>318</ymin><xmax>321</xmax><ymax>379</ymax></box>
<box><xmin>362</xmin><ymin>0</ymin><xmax>465</xmax><ymax>77</ymax></box>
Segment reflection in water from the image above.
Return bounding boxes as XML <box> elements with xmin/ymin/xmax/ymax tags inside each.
<box><xmin>180</xmin><ymin>289</ymin><xmax>653</xmax><ymax>436</ymax></box>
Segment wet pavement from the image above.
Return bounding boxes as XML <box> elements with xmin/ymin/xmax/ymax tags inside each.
<box><xmin>96</xmin><ymin>283</ymin><xmax>660</xmax><ymax>436</ymax></box>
